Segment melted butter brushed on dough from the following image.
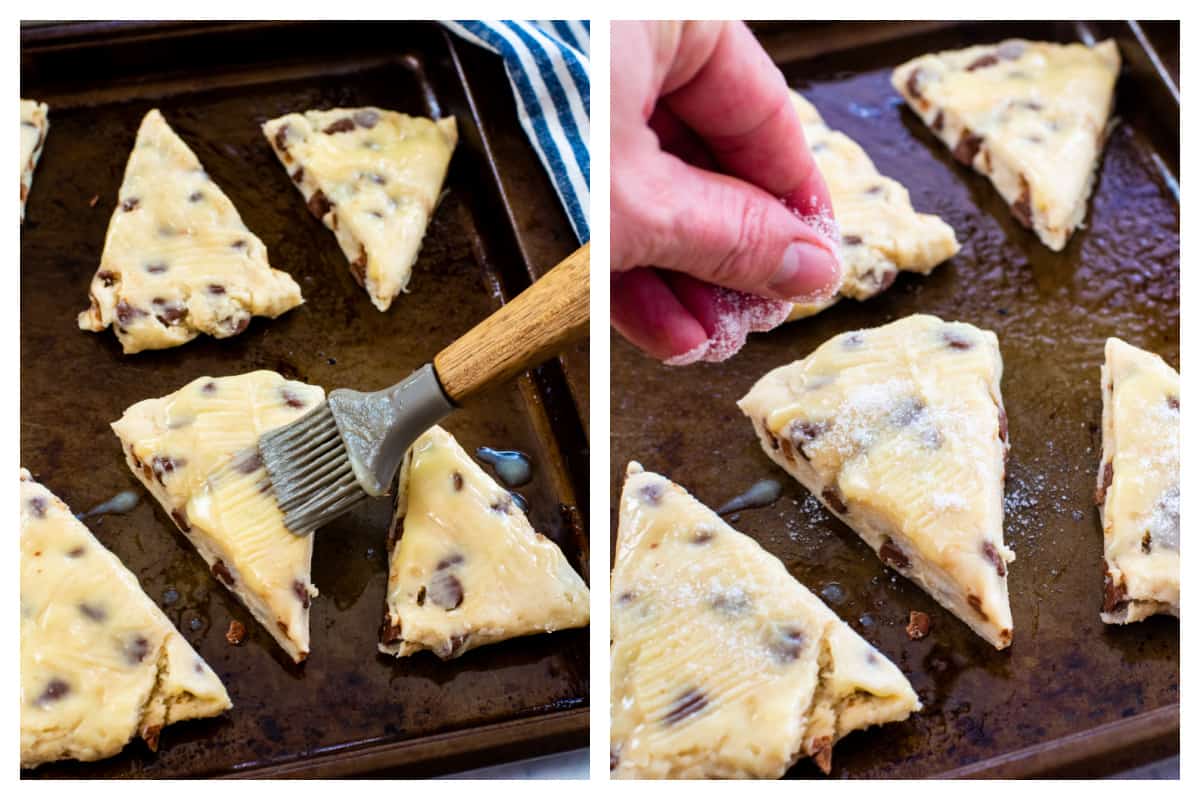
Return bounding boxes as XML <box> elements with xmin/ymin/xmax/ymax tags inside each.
<box><xmin>739</xmin><ymin>314</ymin><xmax>1014</xmax><ymax>649</ymax></box>
<box><xmin>78</xmin><ymin>109</ymin><xmax>303</xmax><ymax>354</ymax></box>
<box><xmin>611</xmin><ymin>463</ymin><xmax>918</xmax><ymax>779</ymax></box>
<box><xmin>20</xmin><ymin>469</ymin><xmax>230</xmax><ymax>768</ymax></box>
<box><xmin>380</xmin><ymin>425</ymin><xmax>589</xmax><ymax>660</ymax></box>
<box><xmin>1097</xmin><ymin>338</ymin><xmax>1180</xmax><ymax>623</ymax></box>
<box><xmin>111</xmin><ymin>371</ymin><xmax>324</xmax><ymax>662</ymax></box>
<box><xmin>263</xmin><ymin>108</ymin><xmax>457</xmax><ymax>311</ymax></box>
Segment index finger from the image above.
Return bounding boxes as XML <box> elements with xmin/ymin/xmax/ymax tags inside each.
<box><xmin>662</xmin><ymin>22</ymin><xmax>833</xmax><ymax>220</ymax></box>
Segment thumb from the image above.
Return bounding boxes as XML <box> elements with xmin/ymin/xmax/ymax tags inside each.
<box><xmin>636</xmin><ymin>153</ymin><xmax>841</xmax><ymax>302</ymax></box>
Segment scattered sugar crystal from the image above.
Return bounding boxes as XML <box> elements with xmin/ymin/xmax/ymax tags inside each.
<box><xmin>664</xmin><ymin>287</ymin><xmax>792</xmax><ymax>366</ymax></box>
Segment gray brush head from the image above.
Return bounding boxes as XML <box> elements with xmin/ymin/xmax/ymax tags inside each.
<box><xmin>260</xmin><ymin>364</ymin><xmax>454</xmax><ymax>534</ymax></box>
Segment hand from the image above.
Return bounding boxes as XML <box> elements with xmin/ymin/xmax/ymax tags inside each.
<box><xmin>610</xmin><ymin>21</ymin><xmax>841</xmax><ymax>362</ymax></box>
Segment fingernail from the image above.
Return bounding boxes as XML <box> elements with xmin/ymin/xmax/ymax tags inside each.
<box><xmin>768</xmin><ymin>241</ymin><xmax>841</xmax><ymax>301</ymax></box>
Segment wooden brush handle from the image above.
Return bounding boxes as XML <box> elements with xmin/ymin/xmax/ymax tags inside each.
<box><xmin>434</xmin><ymin>242</ymin><xmax>590</xmax><ymax>404</ymax></box>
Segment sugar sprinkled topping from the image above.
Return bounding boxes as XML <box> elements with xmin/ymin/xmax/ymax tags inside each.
<box><xmin>664</xmin><ymin>288</ymin><xmax>792</xmax><ymax>366</ymax></box>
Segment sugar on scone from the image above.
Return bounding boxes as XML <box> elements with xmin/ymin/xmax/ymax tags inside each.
<box><xmin>380</xmin><ymin>425</ymin><xmax>589</xmax><ymax>660</ymax></box>
<box><xmin>21</xmin><ymin>469</ymin><xmax>231</xmax><ymax>769</ymax></box>
<box><xmin>20</xmin><ymin>99</ymin><xmax>49</xmax><ymax>224</ymax></box>
<box><xmin>738</xmin><ymin>314</ymin><xmax>1014</xmax><ymax>649</ymax></box>
<box><xmin>892</xmin><ymin>39</ymin><xmax>1120</xmax><ymax>251</ymax></box>
<box><xmin>1096</xmin><ymin>338</ymin><xmax>1179</xmax><ymax>624</ymax></box>
<box><xmin>262</xmin><ymin>107</ymin><xmax>457</xmax><ymax>312</ymax></box>
<box><xmin>611</xmin><ymin>463</ymin><xmax>919</xmax><ymax>779</ymax></box>
<box><xmin>111</xmin><ymin>371</ymin><xmax>324</xmax><ymax>663</ymax></box>
<box><xmin>787</xmin><ymin>92</ymin><xmax>959</xmax><ymax>320</ymax></box>
<box><xmin>78</xmin><ymin>109</ymin><xmax>303</xmax><ymax>354</ymax></box>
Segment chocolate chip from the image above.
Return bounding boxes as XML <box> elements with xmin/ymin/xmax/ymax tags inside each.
<box><xmin>663</xmin><ymin>688</ymin><xmax>708</xmax><ymax>725</ymax></box>
<box><xmin>890</xmin><ymin>397</ymin><xmax>926</xmax><ymax>427</ymax></box>
<box><xmin>452</xmin><ymin>471</ymin><xmax>463</xmax><ymax>491</ymax></box>
<box><xmin>692</xmin><ymin>529</ymin><xmax>714</xmax><ymax>545</ymax></box>
<box><xmin>153</xmin><ymin>300</ymin><xmax>187</xmax><ymax>326</ymax></box>
<box><xmin>767</xmin><ymin>625</ymin><xmax>807</xmax><ymax>662</ymax></box>
<box><xmin>436</xmin><ymin>553</ymin><xmax>464</xmax><ymax>570</ymax></box>
<box><xmin>37</xmin><ymin>678</ymin><xmax>70</xmax><ymax>705</ymax></box>
<box><xmin>145</xmin><ymin>263</ymin><xmax>168</xmax><ymax>275</ymax></box>
<box><xmin>982</xmin><ymin>541</ymin><xmax>1007</xmax><ymax>577</ymax></box>
<box><xmin>188</xmin><ymin>191</ymin><xmax>204</xmax><ymax>203</ymax></box>
<box><xmin>906</xmin><ymin>611</ymin><xmax>931</xmax><ymax>640</ymax></box>
<box><xmin>967</xmin><ymin>53</ymin><xmax>1000</xmax><ymax>71</ymax></box>
<box><xmin>208</xmin><ymin>283</ymin><xmax>226</xmax><ymax>295</ymax></box>
<box><xmin>225</xmin><ymin>620</ymin><xmax>246</xmax><ymax>645</ymax></box>
<box><xmin>354</xmin><ymin>109</ymin><xmax>380</xmax><ymax>128</ymax></box>
<box><xmin>490</xmin><ymin>495</ymin><xmax>512</xmax><ymax>514</ymax></box>
<box><xmin>710</xmin><ymin>589</ymin><xmax>751</xmax><ymax>615</ymax></box>
<box><xmin>1142</xmin><ymin>532</ymin><xmax>1152</xmax><ymax>554</ymax></box>
<box><xmin>307</xmin><ymin>189</ymin><xmax>332</xmax><ymax>219</ymax></box>
<box><xmin>427</xmin><ymin>573</ymin><xmax>464</xmax><ymax>610</ymax></box>
<box><xmin>202</xmin><ymin>381</ymin><xmax>217</xmax><ymax>394</ymax></box>
<box><xmin>125</xmin><ymin>635</ymin><xmax>151</xmax><ymax>664</ymax></box>
<box><xmin>67</xmin><ymin>546</ymin><xmax>85</xmax><ymax>558</ymax></box>
<box><xmin>1011</xmin><ymin>176</ymin><xmax>1033</xmax><ymax>229</ymax></box>
<box><xmin>967</xmin><ymin>593</ymin><xmax>988</xmax><ymax>621</ymax></box>
<box><xmin>790</xmin><ymin>419</ymin><xmax>828</xmax><ymax>458</ymax></box>
<box><xmin>639</xmin><ymin>483</ymin><xmax>664</xmax><ymax>506</ymax></box>
<box><xmin>231</xmin><ymin>239</ymin><xmax>247</xmax><ymax>250</ymax></box>
<box><xmin>211</xmin><ymin>559</ymin><xmax>234</xmax><ymax>586</ymax></box>
<box><xmin>293</xmin><ymin>580</ymin><xmax>311</xmax><ymax>609</ymax></box>
<box><xmin>1167</xmin><ymin>394</ymin><xmax>1180</xmax><ymax>411</ymax></box>
<box><xmin>905</xmin><ymin>68</ymin><xmax>925</xmax><ymax>101</ymax></box>
<box><xmin>324</xmin><ymin>117</ymin><xmax>356</xmax><ymax>135</ymax></box>
<box><xmin>865</xmin><ymin>184</ymin><xmax>884</xmax><ymax>196</ymax></box>
<box><xmin>380</xmin><ymin>619</ymin><xmax>403</xmax><ymax>644</ymax></box>
<box><xmin>953</xmin><ymin>130</ymin><xmax>983</xmax><ymax>166</ymax></box>
<box><xmin>274</xmin><ymin>124</ymin><xmax>291</xmax><ymax>152</ymax></box>
<box><xmin>79</xmin><ymin>603</ymin><xmax>106</xmax><ymax>622</ymax></box>
<box><xmin>1103</xmin><ymin>570</ymin><xmax>1128</xmax><ymax>614</ymax></box>
<box><xmin>446</xmin><ymin>633</ymin><xmax>470</xmax><ymax>657</ymax></box>
<box><xmin>610</xmin><ymin>748</ymin><xmax>620</xmax><ymax>771</ymax></box>
<box><xmin>843</xmin><ymin>332</ymin><xmax>864</xmax><ymax>349</ymax></box>
<box><xmin>616</xmin><ymin>591</ymin><xmax>635</xmax><ymax>605</ymax></box>
<box><xmin>416</xmin><ymin>586</ymin><xmax>426</xmax><ymax>606</ymax></box>
<box><xmin>281</xmin><ymin>388</ymin><xmax>306</xmax><ymax>409</ymax></box>
<box><xmin>842</xmin><ymin>234</ymin><xmax>863</xmax><ymax>246</ymax></box>
<box><xmin>291</xmin><ymin>167</ymin><xmax>304</xmax><ymax>184</ymax></box>
<box><xmin>121</xmin><ymin>197</ymin><xmax>140</xmax><ymax>212</ymax></box>
<box><xmin>1096</xmin><ymin>460</ymin><xmax>1113</xmax><ymax>505</ymax></box>
<box><xmin>350</xmin><ymin>247</ymin><xmax>368</xmax><ymax>287</ymax></box>
<box><xmin>821</xmin><ymin>486</ymin><xmax>847</xmax><ymax>514</ymax></box>
<box><xmin>880</xmin><ymin>537</ymin><xmax>910</xmax><ymax>570</ymax></box>
<box><xmin>943</xmin><ymin>330</ymin><xmax>973</xmax><ymax>349</ymax></box>
<box><xmin>867</xmin><ymin>268</ymin><xmax>898</xmax><ymax>295</ymax></box>
<box><xmin>367</xmin><ymin>173</ymin><xmax>387</xmax><ymax>185</ymax></box>
<box><xmin>28</xmin><ymin>496</ymin><xmax>46</xmax><ymax>518</ymax></box>
<box><xmin>998</xmin><ymin>407</ymin><xmax>1009</xmax><ymax>443</ymax></box>
<box><xmin>98</xmin><ymin>269</ymin><xmax>119</xmax><ymax>286</ymax></box>
<box><xmin>932</xmin><ymin>110</ymin><xmax>945</xmax><ymax>132</ymax></box>
<box><xmin>116</xmin><ymin>300</ymin><xmax>147</xmax><ymax>325</ymax></box>
<box><xmin>151</xmin><ymin>455</ymin><xmax>184</xmax><ymax>484</ymax></box>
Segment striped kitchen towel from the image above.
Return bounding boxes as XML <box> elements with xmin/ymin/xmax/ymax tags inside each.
<box><xmin>443</xmin><ymin>20</ymin><xmax>590</xmax><ymax>243</ymax></box>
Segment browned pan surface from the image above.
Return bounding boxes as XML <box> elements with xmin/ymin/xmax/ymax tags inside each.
<box><xmin>610</xmin><ymin>21</ymin><xmax>1178</xmax><ymax>778</ymax></box>
<box><xmin>21</xmin><ymin>21</ymin><xmax>587</xmax><ymax>778</ymax></box>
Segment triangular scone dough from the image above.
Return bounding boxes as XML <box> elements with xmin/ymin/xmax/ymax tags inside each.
<box><xmin>262</xmin><ymin>107</ymin><xmax>457</xmax><ymax>311</ymax></box>
<box><xmin>611</xmin><ymin>463</ymin><xmax>919</xmax><ymax>779</ymax></box>
<box><xmin>20</xmin><ymin>99</ymin><xmax>48</xmax><ymax>224</ymax></box>
<box><xmin>111</xmin><ymin>372</ymin><xmax>325</xmax><ymax>663</ymax></box>
<box><xmin>892</xmin><ymin>39</ymin><xmax>1119</xmax><ymax>251</ymax></box>
<box><xmin>20</xmin><ymin>469</ymin><xmax>231</xmax><ymax>769</ymax></box>
<box><xmin>380</xmin><ymin>425</ymin><xmax>589</xmax><ymax>660</ymax></box>
<box><xmin>1096</xmin><ymin>338</ymin><xmax>1179</xmax><ymax>624</ymax></box>
<box><xmin>787</xmin><ymin>92</ymin><xmax>959</xmax><ymax>320</ymax></box>
<box><xmin>738</xmin><ymin>314</ymin><xmax>1014</xmax><ymax>649</ymax></box>
<box><xmin>78</xmin><ymin>109</ymin><xmax>303</xmax><ymax>354</ymax></box>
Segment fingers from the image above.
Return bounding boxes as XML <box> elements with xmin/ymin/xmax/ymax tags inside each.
<box><xmin>610</xmin><ymin>268</ymin><xmax>708</xmax><ymax>362</ymax></box>
<box><xmin>662</xmin><ymin>21</ymin><xmax>834</xmax><ymax>220</ymax></box>
<box><xmin>629</xmin><ymin>153</ymin><xmax>841</xmax><ymax>301</ymax></box>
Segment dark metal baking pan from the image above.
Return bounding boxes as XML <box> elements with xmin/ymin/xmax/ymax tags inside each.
<box><xmin>610</xmin><ymin>20</ymin><xmax>1177</xmax><ymax>778</ymax></box>
<box><xmin>21</xmin><ymin>20</ymin><xmax>588</xmax><ymax>778</ymax></box>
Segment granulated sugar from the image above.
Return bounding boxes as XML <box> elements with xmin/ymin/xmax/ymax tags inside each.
<box><xmin>664</xmin><ymin>287</ymin><xmax>793</xmax><ymax>366</ymax></box>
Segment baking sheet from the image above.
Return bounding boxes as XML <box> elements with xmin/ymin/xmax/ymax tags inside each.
<box><xmin>610</xmin><ymin>20</ymin><xmax>1178</xmax><ymax>778</ymax></box>
<box><xmin>21</xmin><ymin>21</ymin><xmax>588</xmax><ymax>778</ymax></box>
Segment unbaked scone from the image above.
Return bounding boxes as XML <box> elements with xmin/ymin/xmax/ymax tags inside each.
<box><xmin>111</xmin><ymin>372</ymin><xmax>324</xmax><ymax>663</ymax></box>
<box><xmin>380</xmin><ymin>425</ymin><xmax>589</xmax><ymax>659</ymax></box>
<box><xmin>611</xmin><ymin>463</ymin><xmax>919</xmax><ymax>779</ymax></box>
<box><xmin>787</xmin><ymin>92</ymin><xmax>959</xmax><ymax>319</ymax></box>
<box><xmin>1096</xmin><ymin>338</ymin><xmax>1179</xmax><ymax>624</ymax></box>
<box><xmin>21</xmin><ymin>469</ymin><xmax>231</xmax><ymax>768</ymax></box>
<box><xmin>738</xmin><ymin>314</ymin><xmax>1014</xmax><ymax>649</ymax></box>
<box><xmin>78</xmin><ymin>109</ymin><xmax>303</xmax><ymax>354</ymax></box>
<box><xmin>892</xmin><ymin>39</ymin><xmax>1119</xmax><ymax>251</ymax></box>
<box><xmin>20</xmin><ymin>99</ymin><xmax>49</xmax><ymax>223</ymax></box>
<box><xmin>262</xmin><ymin>107</ymin><xmax>457</xmax><ymax>311</ymax></box>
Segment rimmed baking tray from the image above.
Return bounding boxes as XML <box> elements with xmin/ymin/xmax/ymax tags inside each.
<box><xmin>21</xmin><ymin>20</ymin><xmax>588</xmax><ymax>778</ymax></box>
<box><xmin>610</xmin><ymin>20</ymin><xmax>1178</xmax><ymax>778</ymax></box>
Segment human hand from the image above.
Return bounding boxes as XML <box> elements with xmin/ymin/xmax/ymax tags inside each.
<box><xmin>610</xmin><ymin>20</ymin><xmax>841</xmax><ymax>363</ymax></box>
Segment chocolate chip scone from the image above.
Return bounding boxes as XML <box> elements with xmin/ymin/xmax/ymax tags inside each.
<box><xmin>78</xmin><ymin>109</ymin><xmax>303</xmax><ymax>354</ymax></box>
<box><xmin>262</xmin><ymin>107</ymin><xmax>457</xmax><ymax>312</ymax></box>
<box><xmin>21</xmin><ymin>469</ymin><xmax>231</xmax><ymax>768</ymax></box>
<box><xmin>787</xmin><ymin>92</ymin><xmax>959</xmax><ymax>320</ymax></box>
<box><xmin>1096</xmin><ymin>338</ymin><xmax>1180</xmax><ymax>624</ymax></box>
<box><xmin>611</xmin><ymin>463</ymin><xmax>919</xmax><ymax>779</ymax></box>
<box><xmin>111</xmin><ymin>372</ymin><xmax>324</xmax><ymax>663</ymax></box>
<box><xmin>892</xmin><ymin>39</ymin><xmax>1119</xmax><ymax>251</ymax></box>
<box><xmin>738</xmin><ymin>314</ymin><xmax>1014</xmax><ymax>649</ymax></box>
<box><xmin>20</xmin><ymin>99</ymin><xmax>48</xmax><ymax>224</ymax></box>
<box><xmin>380</xmin><ymin>426</ymin><xmax>589</xmax><ymax>660</ymax></box>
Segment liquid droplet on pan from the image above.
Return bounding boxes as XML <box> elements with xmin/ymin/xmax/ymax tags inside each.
<box><xmin>476</xmin><ymin>447</ymin><xmax>533</xmax><ymax>487</ymax></box>
<box><xmin>77</xmin><ymin>490</ymin><xmax>141</xmax><ymax>519</ymax></box>
<box><xmin>717</xmin><ymin>479</ymin><xmax>783</xmax><ymax>516</ymax></box>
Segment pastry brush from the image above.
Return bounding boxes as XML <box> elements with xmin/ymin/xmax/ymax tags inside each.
<box><xmin>259</xmin><ymin>243</ymin><xmax>589</xmax><ymax>534</ymax></box>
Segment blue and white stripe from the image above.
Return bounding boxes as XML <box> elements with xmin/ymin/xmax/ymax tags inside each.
<box><xmin>444</xmin><ymin>20</ymin><xmax>590</xmax><ymax>243</ymax></box>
